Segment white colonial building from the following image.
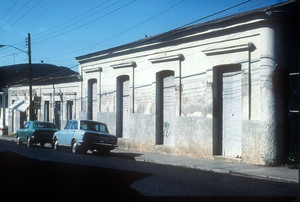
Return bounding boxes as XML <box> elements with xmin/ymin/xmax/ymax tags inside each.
<box><xmin>75</xmin><ymin>1</ymin><xmax>298</xmax><ymax>165</ymax></box>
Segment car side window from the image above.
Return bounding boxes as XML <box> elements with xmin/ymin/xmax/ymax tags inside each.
<box><xmin>23</xmin><ymin>122</ymin><xmax>31</xmax><ymax>129</ymax></box>
<box><xmin>80</xmin><ymin>123</ymin><xmax>88</xmax><ymax>130</ymax></box>
<box><xmin>71</xmin><ymin>121</ymin><xmax>78</xmax><ymax>130</ymax></box>
<box><xmin>99</xmin><ymin>124</ymin><xmax>108</xmax><ymax>133</ymax></box>
<box><xmin>64</xmin><ymin>121</ymin><xmax>72</xmax><ymax>130</ymax></box>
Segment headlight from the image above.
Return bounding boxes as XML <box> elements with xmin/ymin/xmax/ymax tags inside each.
<box><xmin>31</xmin><ymin>135</ymin><xmax>35</xmax><ymax>139</ymax></box>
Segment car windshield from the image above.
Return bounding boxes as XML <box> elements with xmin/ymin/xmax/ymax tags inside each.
<box><xmin>80</xmin><ymin>121</ymin><xmax>108</xmax><ymax>133</ymax></box>
<box><xmin>33</xmin><ymin>122</ymin><xmax>55</xmax><ymax>129</ymax></box>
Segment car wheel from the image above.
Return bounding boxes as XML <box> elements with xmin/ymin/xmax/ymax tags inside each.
<box><xmin>27</xmin><ymin>137</ymin><xmax>32</xmax><ymax>148</ymax></box>
<box><xmin>53</xmin><ymin>138</ymin><xmax>59</xmax><ymax>151</ymax></box>
<box><xmin>71</xmin><ymin>140</ymin><xmax>78</xmax><ymax>154</ymax></box>
<box><xmin>17</xmin><ymin>136</ymin><xmax>22</xmax><ymax>146</ymax></box>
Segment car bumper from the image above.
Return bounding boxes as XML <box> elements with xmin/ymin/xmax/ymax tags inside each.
<box><xmin>32</xmin><ymin>134</ymin><xmax>54</xmax><ymax>143</ymax></box>
<box><xmin>81</xmin><ymin>141</ymin><xmax>117</xmax><ymax>151</ymax></box>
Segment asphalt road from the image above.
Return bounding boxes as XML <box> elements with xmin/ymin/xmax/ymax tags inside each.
<box><xmin>0</xmin><ymin>140</ymin><xmax>297</xmax><ymax>202</ymax></box>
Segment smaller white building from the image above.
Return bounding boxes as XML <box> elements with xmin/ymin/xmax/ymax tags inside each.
<box><xmin>0</xmin><ymin>64</ymin><xmax>81</xmax><ymax>134</ymax></box>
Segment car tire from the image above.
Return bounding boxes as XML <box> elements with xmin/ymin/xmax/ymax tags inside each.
<box><xmin>71</xmin><ymin>140</ymin><xmax>79</xmax><ymax>154</ymax></box>
<box><xmin>27</xmin><ymin>137</ymin><xmax>32</xmax><ymax>148</ymax></box>
<box><xmin>53</xmin><ymin>138</ymin><xmax>59</xmax><ymax>151</ymax></box>
<box><xmin>17</xmin><ymin>136</ymin><xmax>22</xmax><ymax>146</ymax></box>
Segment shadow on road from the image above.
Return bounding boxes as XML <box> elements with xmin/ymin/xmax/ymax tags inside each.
<box><xmin>93</xmin><ymin>150</ymin><xmax>143</xmax><ymax>161</ymax></box>
<box><xmin>0</xmin><ymin>151</ymin><xmax>149</xmax><ymax>201</ymax></box>
<box><xmin>0</xmin><ymin>149</ymin><xmax>297</xmax><ymax>202</ymax></box>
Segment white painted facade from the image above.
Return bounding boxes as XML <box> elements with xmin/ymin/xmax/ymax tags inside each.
<box><xmin>4</xmin><ymin>81</ymin><xmax>81</xmax><ymax>133</ymax></box>
<box><xmin>76</xmin><ymin>1</ymin><xmax>298</xmax><ymax>165</ymax></box>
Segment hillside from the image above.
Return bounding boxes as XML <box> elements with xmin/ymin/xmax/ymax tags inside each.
<box><xmin>0</xmin><ymin>63</ymin><xmax>79</xmax><ymax>88</ymax></box>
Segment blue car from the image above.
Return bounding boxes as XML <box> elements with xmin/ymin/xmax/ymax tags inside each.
<box><xmin>53</xmin><ymin>120</ymin><xmax>118</xmax><ymax>154</ymax></box>
<box><xmin>17</xmin><ymin>121</ymin><xmax>58</xmax><ymax>147</ymax></box>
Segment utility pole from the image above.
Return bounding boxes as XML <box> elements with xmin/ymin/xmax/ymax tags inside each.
<box><xmin>28</xmin><ymin>33</ymin><xmax>34</xmax><ymax>121</ymax></box>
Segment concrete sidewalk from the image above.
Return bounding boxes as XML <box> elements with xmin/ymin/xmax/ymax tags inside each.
<box><xmin>0</xmin><ymin>136</ymin><xmax>298</xmax><ymax>183</ymax></box>
<box><xmin>112</xmin><ymin>149</ymin><xmax>298</xmax><ymax>184</ymax></box>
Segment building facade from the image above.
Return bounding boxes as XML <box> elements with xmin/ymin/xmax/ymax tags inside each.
<box><xmin>6</xmin><ymin>81</ymin><xmax>80</xmax><ymax>133</ymax></box>
<box><xmin>76</xmin><ymin>1</ymin><xmax>298</xmax><ymax>165</ymax></box>
<box><xmin>0</xmin><ymin>64</ymin><xmax>81</xmax><ymax>134</ymax></box>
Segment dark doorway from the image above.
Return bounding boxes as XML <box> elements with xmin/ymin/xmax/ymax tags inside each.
<box><xmin>156</xmin><ymin>70</ymin><xmax>175</xmax><ymax>145</ymax></box>
<box><xmin>116</xmin><ymin>75</ymin><xmax>130</xmax><ymax>138</ymax></box>
<box><xmin>54</xmin><ymin>101</ymin><xmax>61</xmax><ymax>129</ymax></box>
<box><xmin>88</xmin><ymin>79</ymin><xmax>97</xmax><ymax>120</ymax></box>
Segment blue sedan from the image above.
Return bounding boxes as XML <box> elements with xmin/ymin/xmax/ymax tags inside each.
<box><xmin>53</xmin><ymin>119</ymin><xmax>118</xmax><ymax>154</ymax></box>
<box><xmin>17</xmin><ymin>121</ymin><xmax>58</xmax><ymax>147</ymax></box>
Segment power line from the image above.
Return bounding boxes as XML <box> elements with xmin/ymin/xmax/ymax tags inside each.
<box><xmin>34</xmin><ymin>0</ymin><xmax>185</xmax><ymax>60</ymax></box>
<box><xmin>176</xmin><ymin>0</ymin><xmax>252</xmax><ymax>29</ymax></box>
<box><xmin>0</xmin><ymin>0</ymin><xmax>31</xmax><ymax>33</ymax></box>
<box><xmin>18</xmin><ymin>0</ymin><xmax>59</xmax><ymax>32</ymax></box>
<box><xmin>37</xmin><ymin>0</ymin><xmax>259</xmax><ymax>69</ymax></box>
<box><xmin>73</xmin><ymin>0</ymin><xmax>255</xmax><ymax>61</ymax></box>
<box><xmin>5</xmin><ymin>0</ymin><xmax>43</xmax><ymax>32</ymax></box>
<box><xmin>34</xmin><ymin>0</ymin><xmax>136</xmax><ymax>44</ymax></box>
<box><xmin>33</xmin><ymin>0</ymin><xmax>112</xmax><ymax>39</ymax></box>
<box><xmin>0</xmin><ymin>0</ymin><xmax>19</xmax><ymax>20</ymax></box>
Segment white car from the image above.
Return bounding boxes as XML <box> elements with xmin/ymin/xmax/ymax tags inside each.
<box><xmin>53</xmin><ymin>119</ymin><xmax>118</xmax><ymax>154</ymax></box>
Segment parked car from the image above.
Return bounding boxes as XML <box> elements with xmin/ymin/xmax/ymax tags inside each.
<box><xmin>16</xmin><ymin>121</ymin><xmax>58</xmax><ymax>147</ymax></box>
<box><xmin>53</xmin><ymin>119</ymin><xmax>118</xmax><ymax>154</ymax></box>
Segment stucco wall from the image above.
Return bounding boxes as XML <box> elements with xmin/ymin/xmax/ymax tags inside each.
<box><xmin>76</xmin><ymin>9</ymin><xmax>298</xmax><ymax>165</ymax></box>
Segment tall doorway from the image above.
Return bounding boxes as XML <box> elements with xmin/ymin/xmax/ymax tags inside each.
<box><xmin>116</xmin><ymin>75</ymin><xmax>130</xmax><ymax>138</ymax></box>
<box><xmin>54</xmin><ymin>101</ymin><xmax>61</xmax><ymax>129</ymax></box>
<box><xmin>213</xmin><ymin>64</ymin><xmax>242</xmax><ymax>158</ymax></box>
<box><xmin>156</xmin><ymin>70</ymin><xmax>175</xmax><ymax>146</ymax></box>
<box><xmin>88</xmin><ymin>79</ymin><xmax>97</xmax><ymax>120</ymax></box>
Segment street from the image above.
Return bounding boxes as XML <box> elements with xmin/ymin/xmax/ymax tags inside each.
<box><xmin>0</xmin><ymin>140</ymin><xmax>297</xmax><ymax>202</ymax></box>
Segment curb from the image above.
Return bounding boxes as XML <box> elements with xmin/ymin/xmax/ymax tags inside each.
<box><xmin>133</xmin><ymin>155</ymin><xmax>298</xmax><ymax>184</ymax></box>
<box><xmin>0</xmin><ymin>136</ymin><xmax>17</xmax><ymax>142</ymax></box>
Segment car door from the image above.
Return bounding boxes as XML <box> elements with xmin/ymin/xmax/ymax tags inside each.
<box><xmin>19</xmin><ymin>122</ymin><xmax>31</xmax><ymax>141</ymax></box>
<box><xmin>65</xmin><ymin>121</ymin><xmax>77</xmax><ymax>146</ymax></box>
<box><xmin>58</xmin><ymin>121</ymin><xmax>71</xmax><ymax>145</ymax></box>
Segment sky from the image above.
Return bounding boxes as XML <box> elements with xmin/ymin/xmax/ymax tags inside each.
<box><xmin>0</xmin><ymin>0</ymin><xmax>287</xmax><ymax>72</ymax></box>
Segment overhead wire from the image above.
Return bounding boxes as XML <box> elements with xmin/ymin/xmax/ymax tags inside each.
<box><xmin>33</xmin><ymin>0</ymin><xmax>112</xmax><ymax>40</ymax></box>
<box><xmin>33</xmin><ymin>0</ymin><xmax>261</xmax><ymax>85</ymax></box>
<box><xmin>0</xmin><ymin>0</ymin><xmax>19</xmax><ymax>20</ymax></box>
<box><xmin>41</xmin><ymin>0</ymin><xmax>255</xmax><ymax>63</ymax></box>
<box><xmin>3</xmin><ymin>0</ymin><xmax>43</xmax><ymax>33</ymax></box>
<box><xmin>35</xmin><ymin>0</ymin><xmax>260</xmax><ymax>75</ymax></box>
<box><xmin>18</xmin><ymin>0</ymin><xmax>58</xmax><ymax>32</ymax></box>
<box><xmin>0</xmin><ymin>0</ymin><xmax>31</xmax><ymax>33</ymax></box>
<box><xmin>33</xmin><ymin>0</ymin><xmax>136</xmax><ymax>44</ymax></box>
<box><xmin>34</xmin><ymin>0</ymin><xmax>185</xmax><ymax>61</ymax></box>
<box><xmin>7</xmin><ymin>63</ymin><xmax>79</xmax><ymax>88</ymax></box>
<box><xmin>2</xmin><ymin>0</ymin><xmax>280</xmax><ymax>86</ymax></box>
